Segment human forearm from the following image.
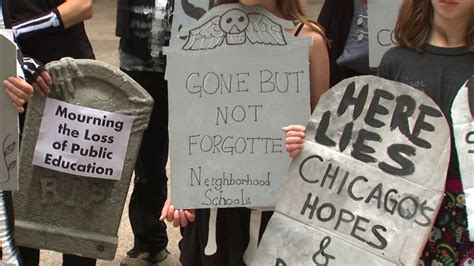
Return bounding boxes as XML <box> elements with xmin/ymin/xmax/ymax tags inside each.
<box><xmin>57</xmin><ymin>0</ymin><xmax>93</xmax><ymax>28</ymax></box>
<box><xmin>12</xmin><ymin>0</ymin><xmax>93</xmax><ymax>40</ymax></box>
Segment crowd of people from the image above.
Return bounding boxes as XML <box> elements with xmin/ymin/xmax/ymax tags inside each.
<box><xmin>1</xmin><ymin>0</ymin><xmax>473</xmax><ymax>265</ymax></box>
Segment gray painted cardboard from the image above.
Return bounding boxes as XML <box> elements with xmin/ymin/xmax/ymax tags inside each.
<box><xmin>452</xmin><ymin>76</ymin><xmax>474</xmax><ymax>241</ymax></box>
<box><xmin>170</xmin><ymin>0</ymin><xmax>214</xmax><ymax>46</ymax></box>
<box><xmin>253</xmin><ymin>76</ymin><xmax>450</xmax><ymax>265</ymax></box>
<box><xmin>12</xmin><ymin>58</ymin><xmax>153</xmax><ymax>260</ymax></box>
<box><xmin>0</xmin><ymin>33</ymin><xmax>19</xmax><ymax>191</ymax></box>
<box><xmin>165</xmin><ymin>4</ymin><xmax>311</xmax><ymax>209</ymax></box>
<box><xmin>368</xmin><ymin>0</ymin><xmax>402</xmax><ymax>67</ymax></box>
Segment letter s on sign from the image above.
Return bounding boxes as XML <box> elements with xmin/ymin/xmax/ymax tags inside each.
<box><xmin>466</xmin><ymin>131</ymin><xmax>474</xmax><ymax>153</ymax></box>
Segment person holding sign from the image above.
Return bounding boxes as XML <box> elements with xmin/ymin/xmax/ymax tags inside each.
<box><xmin>160</xmin><ymin>1</ymin><xmax>330</xmax><ymax>265</ymax></box>
<box><xmin>3</xmin><ymin>75</ymin><xmax>33</xmax><ymax>113</ymax></box>
<box><xmin>116</xmin><ymin>0</ymin><xmax>173</xmax><ymax>264</ymax></box>
<box><xmin>287</xmin><ymin>0</ymin><xmax>473</xmax><ymax>263</ymax></box>
<box><xmin>377</xmin><ymin>0</ymin><xmax>474</xmax><ymax>264</ymax></box>
<box><xmin>4</xmin><ymin>0</ymin><xmax>97</xmax><ymax>265</ymax></box>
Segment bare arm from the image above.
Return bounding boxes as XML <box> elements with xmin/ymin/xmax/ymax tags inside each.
<box><xmin>282</xmin><ymin>25</ymin><xmax>330</xmax><ymax>159</ymax></box>
<box><xmin>57</xmin><ymin>0</ymin><xmax>93</xmax><ymax>28</ymax></box>
<box><xmin>12</xmin><ymin>0</ymin><xmax>93</xmax><ymax>40</ymax></box>
<box><xmin>307</xmin><ymin>31</ymin><xmax>330</xmax><ymax>112</ymax></box>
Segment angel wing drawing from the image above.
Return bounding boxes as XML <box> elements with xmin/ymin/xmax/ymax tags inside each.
<box><xmin>182</xmin><ymin>8</ymin><xmax>287</xmax><ymax>51</ymax></box>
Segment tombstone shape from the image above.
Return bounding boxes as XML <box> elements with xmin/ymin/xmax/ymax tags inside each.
<box><xmin>452</xmin><ymin>76</ymin><xmax>474</xmax><ymax>241</ymax></box>
<box><xmin>368</xmin><ymin>0</ymin><xmax>402</xmax><ymax>67</ymax></box>
<box><xmin>0</xmin><ymin>32</ymin><xmax>19</xmax><ymax>191</ymax></box>
<box><xmin>0</xmin><ymin>31</ymin><xmax>21</xmax><ymax>265</ymax></box>
<box><xmin>164</xmin><ymin>3</ymin><xmax>311</xmax><ymax>209</ymax></box>
<box><xmin>13</xmin><ymin>58</ymin><xmax>153</xmax><ymax>260</ymax></box>
<box><xmin>253</xmin><ymin>76</ymin><xmax>450</xmax><ymax>265</ymax></box>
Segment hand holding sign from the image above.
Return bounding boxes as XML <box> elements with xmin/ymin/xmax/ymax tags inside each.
<box><xmin>3</xmin><ymin>77</ymin><xmax>33</xmax><ymax>113</ymax></box>
<box><xmin>0</xmin><ymin>32</ymin><xmax>20</xmax><ymax>191</ymax></box>
<box><xmin>282</xmin><ymin>125</ymin><xmax>305</xmax><ymax>158</ymax></box>
<box><xmin>159</xmin><ymin>197</ymin><xmax>196</xmax><ymax>227</ymax></box>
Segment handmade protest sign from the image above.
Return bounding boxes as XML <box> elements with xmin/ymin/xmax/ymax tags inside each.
<box><xmin>452</xmin><ymin>76</ymin><xmax>474</xmax><ymax>241</ymax></box>
<box><xmin>252</xmin><ymin>76</ymin><xmax>450</xmax><ymax>265</ymax></box>
<box><xmin>33</xmin><ymin>98</ymin><xmax>133</xmax><ymax>180</ymax></box>
<box><xmin>13</xmin><ymin>58</ymin><xmax>153</xmax><ymax>260</ymax></box>
<box><xmin>0</xmin><ymin>31</ymin><xmax>19</xmax><ymax>191</ymax></box>
<box><xmin>169</xmin><ymin>0</ymin><xmax>214</xmax><ymax>46</ymax></box>
<box><xmin>368</xmin><ymin>0</ymin><xmax>402</xmax><ymax>67</ymax></box>
<box><xmin>165</xmin><ymin>4</ymin><xmax>311</xmax><ymax>208</ymax></box>
<box><xmin>0</xmin><ymin>30</ymin><xmax>22</xmax><ymax>265</ymax></box>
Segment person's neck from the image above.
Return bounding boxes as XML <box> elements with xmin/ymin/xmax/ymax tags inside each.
<box><xmin>429</xmin><ymin>16</ymin><xmax>467</xmax><ymax>47</ymax></box>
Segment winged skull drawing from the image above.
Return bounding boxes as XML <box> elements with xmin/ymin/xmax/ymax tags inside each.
<box><xmin>182</xmin><ymin>8</ymin><xmax>287</xmax><ymax>50</ymax></box>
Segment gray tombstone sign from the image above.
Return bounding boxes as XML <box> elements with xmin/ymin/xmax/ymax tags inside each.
<box><xmin>452</xmin><ymin>76</ymin><xmax>474</xmax><ymax>241</ymax></box>
<box><xmin>253</xmin><ymin>76</ymin><xmax>450</xmax><ymax>265</ymax></box>
<box><xmin>368</xmin><ymin>0</ymin><xmax>402</xmax><ymax>67</ymax></box>
<box><xmin>165</xmin><ymin>4</ymin><xmax>311</xmax><ymax>209</ymax></box>
<box><xmin>13</xmin><ymin>58</ymin><xmax>153</xmax><ymax>260</ymax></box>
<box><xmin>0</xmin><ymin>32</ymin><xmax>19</xmax><ymax>191</ymax></box>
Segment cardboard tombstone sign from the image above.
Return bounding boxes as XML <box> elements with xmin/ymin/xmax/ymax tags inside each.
<box><xmin>164</xmin><ymin>3</ymin><xmax>311</xmax><ymax>209</ymax></box>
<box><xmin>368</xmin><ymin>0</ymin><xmax>402</xmax><ymax>67</ymax></box>
<box><xmin>0</xmin><ymin>30</ymin><xmax>22</xmax><ymax>265</ymax></box>
<box><xmin>452</xmin><ymin>76</ymin><xmax>474</xmax><ymax>241</ymax></box>
<box><xmin>170</xmin><ymin>0</ymin><xmax>215</xmax><ymax>46</ymax></box>
<box><xmin>253</xmin><ymin>76</ymin><xmax>450</xmax><ymax>265</ymax></box>
<box><xmin>13</xmin><ymin>58</ymin><xmax>153</xmax><ymax>260</ymax></box>
<box><xmin>0</xmin><ymin>32</ymin><xmax>19</xmax><ymax>191</ymax></box>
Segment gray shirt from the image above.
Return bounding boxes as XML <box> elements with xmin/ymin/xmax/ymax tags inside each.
<box><xmin>378</xmin><ymin>44</ymin><xmax>474</xmax><ymax>179</ymax></box>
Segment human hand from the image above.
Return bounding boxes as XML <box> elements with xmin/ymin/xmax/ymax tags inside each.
<box><xmin>159</xmin><ymin>197</ymin><xmax>196</xmax><ymax>227</ymax></box>
<box><xmin>32</xmin><ymin>70</ymin><xmax>52</xmax><ymax>97</ymax></box>
<box><xmin>3</xmin><ymin>77</ymin><xmax>33</xmax><ymax>113</ymax></box>
<box><xmin>283</xmin><ymin>125</ymin><xmax>306</xmax><ymax>158</ymax></box>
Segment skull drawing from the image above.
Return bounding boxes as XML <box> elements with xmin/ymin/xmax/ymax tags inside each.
<box><xmin>219</xmin><ymin>9</ymin><xmax>249</xmax><ymax>45</ymax></box>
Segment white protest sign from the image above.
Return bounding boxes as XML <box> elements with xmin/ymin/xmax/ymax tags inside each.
<box><xmin>368</xmin><ymin>0</ymin><xmax>402</xmax><ymax>67</ymax></box>
<box><xmin>169</xmin><ymin>0</ymin><xmax>214</xmax><ymax>46</ymax></box>
<box><xmin>452</xmin><ymin>76</ymin><xmax>474</xmax><ymax>241</ymax></box>
<box><xmin>0</xmin><ymin>32</ymin><xmax>19</xmax><ymax>191</ymax></box>
<box><xmin>33</xmin><ymin>98</ymin><xmax>134</xmax><ymax>180</ymax></box>
<box><xmin>165</xmin><ymin>4</ymin><xmax>311</xmax><ymax>209</ymax></box>
<box><xmin>253</xmin><ymin>76</ymin><xmax>450</xmax><ymax>265</ymax></box>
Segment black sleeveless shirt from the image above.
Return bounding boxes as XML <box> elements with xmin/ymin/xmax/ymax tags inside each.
<box><xmin>6</xmin><ymin>0</ymin><xmax>94</xmax><ymax>63</ymax></box>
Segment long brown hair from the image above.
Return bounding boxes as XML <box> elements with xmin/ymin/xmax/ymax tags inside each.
<box><xmin>395</xmin><ymin>0</ymin><xmax>474</xmax><ymax>51</ymax></box>
<box><xmin>214</xmin><ymin>0</ymin><xmax>328</xmax><ymax>44</ymax></box>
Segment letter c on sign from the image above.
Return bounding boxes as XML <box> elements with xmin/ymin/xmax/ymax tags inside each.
<box><xmin>299</xmin><ymin>155</ymin><xmax>324</xmax><ymax>184</ymax></box>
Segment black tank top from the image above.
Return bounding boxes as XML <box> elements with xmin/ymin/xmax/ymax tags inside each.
<box><xmin>294</xmin><ymin>22</ymin><xmax>305</xmax><ymax>37</ymax></box>
<box><xmin>6</xmin><ymin>0</ymin><xmax>95</xmax><ymax>63</ymax></box>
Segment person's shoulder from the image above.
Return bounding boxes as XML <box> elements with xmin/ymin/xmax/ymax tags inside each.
<box><xmin>300</xmin><ymin>23</ymin><xmax>326</xmax><ymax>43</ymax></box>
<box><xmin>296</xmin><ymin>23</ymin><xmax>328</xmax><ymax>52</ymax></box>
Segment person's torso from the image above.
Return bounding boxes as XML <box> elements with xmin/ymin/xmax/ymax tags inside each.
<box><xmin>119</xmin><ymin>0</ymin><xmax>171</xmax><ymax>72</ymax></box>
<box><xmin>379</xmin><ymin>45</ymin><xmax>474</xmax><ymax>179</ymax></box>
<box><xmin>7</xmin><ymin>0</ymin><xmax>94</xmax><ymax>63</ymax></box>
